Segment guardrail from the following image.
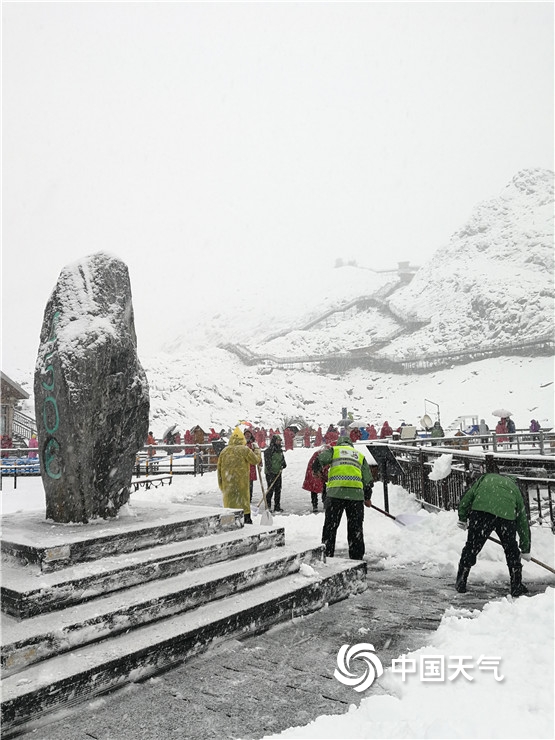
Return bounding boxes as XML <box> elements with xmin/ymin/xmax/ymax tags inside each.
<box><xmin>389</xmin><ymin>430</ymin><xmax>554</xmax><ymax>456</ymax></box>
<box><xmin>12</xmin><ymin>410</ymin><xmax>37</xmax><ymax>440</ymax></box>
<box><xmin>378</xmin><ymin>445</ymin><xmax>555</xmax><ymax>533</ymax></box>
<box><xmin>135</xmin><ymin>443</ymin><xmax>222</xmax><ymax>477</ymax></box>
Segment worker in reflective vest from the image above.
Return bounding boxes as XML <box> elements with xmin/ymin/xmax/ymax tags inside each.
<box><xmin>312</xmin><ymin>436</ymin><xmax>374</xmax><ymax>560</ymax></box>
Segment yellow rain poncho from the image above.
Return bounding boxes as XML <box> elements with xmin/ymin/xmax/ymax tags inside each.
<box><xmin>217</xmin><ymin>427</ymin><xmax>261</xmax><ymax>515</ymax></box>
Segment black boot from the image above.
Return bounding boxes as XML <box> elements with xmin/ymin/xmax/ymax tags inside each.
<box><xmin>455</xmin><ymin>563</ymin><xmax>471</xmax><ymax>593</ymax></box>
<box><xmin>244</xmin><ymin>513</ymin><xmax>253</xmax><ymax>525</ymax></box>
<box><xmin>509</xmin><ymin>566</ymin><xmax>528</xmax><ymax>597</ymax></box>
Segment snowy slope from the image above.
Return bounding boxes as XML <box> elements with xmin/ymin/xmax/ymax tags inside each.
<box><xmin>142</xmin><ymin>351</ymin><xmax>554</xmax><ymax>437</ymax></box>
<box><xmin>384</xmin><ymin>168</ymin><xmax>554</xmax><ymax>357</ymax></box>
<box><xmin>166</xmin><ymin>168</ymin><xmax>553</xmax><ymax>363</ymax></box>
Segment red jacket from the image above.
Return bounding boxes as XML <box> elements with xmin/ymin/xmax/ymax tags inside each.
<box><xmin>302</xmin><ymin>449</ymin><xmax>329</xmax><ymax>494</ymax></box>
<box><xmin>324</xmin><ymin>429</ymin><xmax>339</xmax><ymax>446</ymax></box>
<box><xmin>380</xmin><ymin>422</ymin><xmax>393</xmax><ymax>438</ymax></box>
<box><xmin>284</xmin><ymin>429</ymin><xmax>295</xmax><ymax>451</ymax></box>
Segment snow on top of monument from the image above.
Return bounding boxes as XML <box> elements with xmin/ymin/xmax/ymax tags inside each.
<box><xmin>53</xmin><ymin>253</ymin><xmax>133</xmax><ymax>357</ymax></box>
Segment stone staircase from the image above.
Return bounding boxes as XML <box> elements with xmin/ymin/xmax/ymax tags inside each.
<box><xmin>1</xmin><ymin>502</ymin><xmax>367</xmax><ymax>737</ymax></box>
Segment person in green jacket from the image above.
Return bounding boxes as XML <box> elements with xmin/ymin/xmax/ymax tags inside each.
<box><xmin>263</xmin><ymin>434</ymin><xmax>287</xmax><ymax>512</ymax></box>
<box><xmin>456</xmin><ymin>472</ymin><xmax>531</xmax><ymax>597</ymax></box>
<box><xmin>313</xmin><ymin>436</ymin><xmax>374</xmax><ymax>560</ymax></box>
<box><xmin>430</xmin><ymin>421</ymin><xmax>444</xmax><ymax>445</ymax></box>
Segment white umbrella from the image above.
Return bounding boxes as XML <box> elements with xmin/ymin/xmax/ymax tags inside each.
<box><xmin>492</xmin><ymin>409</ymin><xmax>513</xmax><ymax>418</ymax></box>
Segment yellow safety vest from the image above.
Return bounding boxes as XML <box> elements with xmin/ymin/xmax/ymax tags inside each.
<box><xmin>327</xmin><ymin>445</ymin><xmax>364</xmax><ymax>490</ymax></box>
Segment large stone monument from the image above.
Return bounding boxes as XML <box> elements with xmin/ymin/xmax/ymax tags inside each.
<box><xmin>34</xmin><ymin>252</ymin><xmax>150</xmax><ymax>523</ymax></box>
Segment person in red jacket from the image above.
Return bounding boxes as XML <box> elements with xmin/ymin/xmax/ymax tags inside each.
<box><xmin>303</xmin><ymin>428</ymin><xmax>311</xmax><ymax>448</ymax></box>
<box><xmin>184</xmin><ymin>429</ymin><xmax>194</xmax><ymax>454</ymax></box>
<box><xmin>380</xmin><ymin>421</ymin><xmax>393</xmax><ymax>438</ymax></box>
<box><xmin>495</xmin><ymin>418</ymin><xmax>509</xmax><ymax>444</ymax></box>
<box><xmin>28</xmin><ymin>433</ymin><xmax>39</xmax><ymax>459</ymax></box>
<box><xmin>146</xmin><ymin>431</ymin><xmax>157</xmax><ymax>459</ymax></box>
<box><xmin>367</xmin><ymin>424</ymin><xmax>378</xmax><ymax>440</ymax></box>
<box><xmin>314</xmin><ymin>427</ymin><xmax>323</xmax><ymax>447</ymax></box>
<box><xmin>324</xmin><ymin>425</ymin><xmax>339</xmax><ymax>446</ymax></box>
<box><xmin>350</xmin><ymin>427</ymin><xmax>362</xmax><ymax>443</ymax></box>
<box><xmin>302</xmin><ymin>447</ymin><xmax>330</xmax><ymax>512</ymax></box>
<box><xmin>244</xmin><ymin>428</ymin><xmax>261</xmax><ymax>501</ymax></box>
<box><xmin>284</xmin><ymin>427</ymin><xmax>295</xmax><ymax>451</ymax></box>
<box><xmin>256</xmin><ymin>428</ymin><xmax>267</xmax><ymax>449</ymax></box>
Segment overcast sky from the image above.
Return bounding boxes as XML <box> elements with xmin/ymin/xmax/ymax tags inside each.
<box><xmin>2</xmin><ymin>1</ymin><xmax>553</xmax><ymax>376</ymax></box>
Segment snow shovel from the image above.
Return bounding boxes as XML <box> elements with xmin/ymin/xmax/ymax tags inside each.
<box><xmin>370</xmin><ymin>503</ymin><xmax>427</xmax><ymax>528</ymax></box>
<box><xmin>258</xmin><ymin>475</ymin><xmax>273</xmax><ymax>526</ymax></box>
<box><xmin>370</xmin><ymin>502</ymin><xmax>405</xmax><ymax>524</ymax></box>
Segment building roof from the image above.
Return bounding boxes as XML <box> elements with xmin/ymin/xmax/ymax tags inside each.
<box><xmin>1</xmin><ymin>371</ymin><xmax>29</xmax><ymax>400</ymax></box>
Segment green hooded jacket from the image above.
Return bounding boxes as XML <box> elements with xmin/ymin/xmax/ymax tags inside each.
<box><xmin>458</xmin><ymin>473</ymin><xmax>530</xmax><ymax>553</ymax></box>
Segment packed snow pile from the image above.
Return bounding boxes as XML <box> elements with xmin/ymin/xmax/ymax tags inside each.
<box><xmin>384</xmin><ymin>168</ymin><xmax>554</xmax><ymax>357</ymax></box>
<box><xmin>428</xmin><ymin>454</ymin><xmax>453</xmax><ymax>481</ymax></box>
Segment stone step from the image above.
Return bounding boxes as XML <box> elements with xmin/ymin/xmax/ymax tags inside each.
<box><xmin>1</xmin><ymin>526</ymin><xmax>286</xmax><ymax>619</ymax></box>
<box><xmin>1</xmin><ymin>557</ymin><xmax>367</xmax><ymax>737</ymax></box>
<box><xmin>1</xmin><ymin>543</ymin><xmax>325</xmax><ymax>676</ymax></box>
<box><xmin>0</xmin><ymin>502</ymin><xmax>242</xmax><ymax>572</ymax></box>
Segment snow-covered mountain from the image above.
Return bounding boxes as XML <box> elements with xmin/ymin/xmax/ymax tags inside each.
<box><xmin>385</xmin><ymin>168</ymin><xmax>554</xmax><ymax>357</ymax></box>
<box><xmin>164</xmin><ymin>168</ymin><xmax>553</xmax><ymax>362</ymax></box>
<box><xmin>142</xmin><ymin>169</ymin><xmax>554</xmax><ymax>435</ymax></box>
<box><xmin>11</xmin><ymin>169</ymin><xmax>555</xmax><ymax>437</ymax></box>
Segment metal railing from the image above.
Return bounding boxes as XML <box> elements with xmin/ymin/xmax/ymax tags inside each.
<box><xmin>388</xmin><ymin>430</ymin><xmax>554</xmax><ymax>456</ymax></box>
<box><xmin>383</xmin><ymin>446</ymin><xmax>555</xmax><ymax>533</ymax></box>
<box><xmin>12</xmin><ymin>410</ymin><xmax>37</xmax><ymax>440</ymax></box>
<box><xmin>135</xmin><ymin>443</ymin><xmax>222</xmax><ymax>476</ymax></box>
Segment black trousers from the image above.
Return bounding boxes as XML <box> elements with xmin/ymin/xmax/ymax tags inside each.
<box><xmin>311</xmin><ymin>489</ymin><xmax>327</xmax><ymax>510</ymax></box>
<box><xmin>265</xmin><ymin>473</ymin><xmax>282</xmax><ymax>509</ymax></box>
<box><xmin>460</xmin><ymin>510</ymin><xmax>521</xmax><ymax>569</ymax></box>
<box><xmin>322</xmin><ymin>497</ymin><xmax>365</xmax><ymax>560</ymax></box>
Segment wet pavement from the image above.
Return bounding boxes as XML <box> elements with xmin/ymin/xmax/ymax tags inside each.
<box><xmin>17</xmin><ymin>558</ymin><xmax>521</xmax><ymax>740</ymax></box>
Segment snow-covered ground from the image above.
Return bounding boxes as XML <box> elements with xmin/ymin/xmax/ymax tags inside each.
<box><xmin>3</xmin><ymin>447</ymin><xmax>554</xmax><ymax>739</ymax></box>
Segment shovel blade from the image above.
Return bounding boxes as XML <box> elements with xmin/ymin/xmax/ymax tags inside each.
<box><xmin>260</xmin><ymin>509</ymin><xmax>273</xmax><ymax>526</ymax></box>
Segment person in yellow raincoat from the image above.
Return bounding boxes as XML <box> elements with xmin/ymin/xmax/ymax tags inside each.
<box><xmin>217</xmin><ymin>427</ymin><xmax>261</xmax><ymax>524</ymax></box>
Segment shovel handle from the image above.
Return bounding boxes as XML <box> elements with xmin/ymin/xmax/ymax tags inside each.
<box><xmin>257</xmin><ymin>472</ymin><xmax>281</xmax><ymax>508</ymax></box>
<box><xmin>258</xmin><ymin>473</ymin><xmax>271</xmax><ymax>512</ymax></box>
<box><xmin>487</xmin><ymin>535</ymin><xmax>555</xmax><ymax>574</ymax></box>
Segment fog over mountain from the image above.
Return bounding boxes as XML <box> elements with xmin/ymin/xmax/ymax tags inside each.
<box><xmin>12</xmin><ymin>169</ymin><xmax>554</xmax><ymax>436</ymax></box>
<box><xmin>141</xmin><ymin>169</ymin><xmax>554</xmax><ymax>434</ymax></box>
